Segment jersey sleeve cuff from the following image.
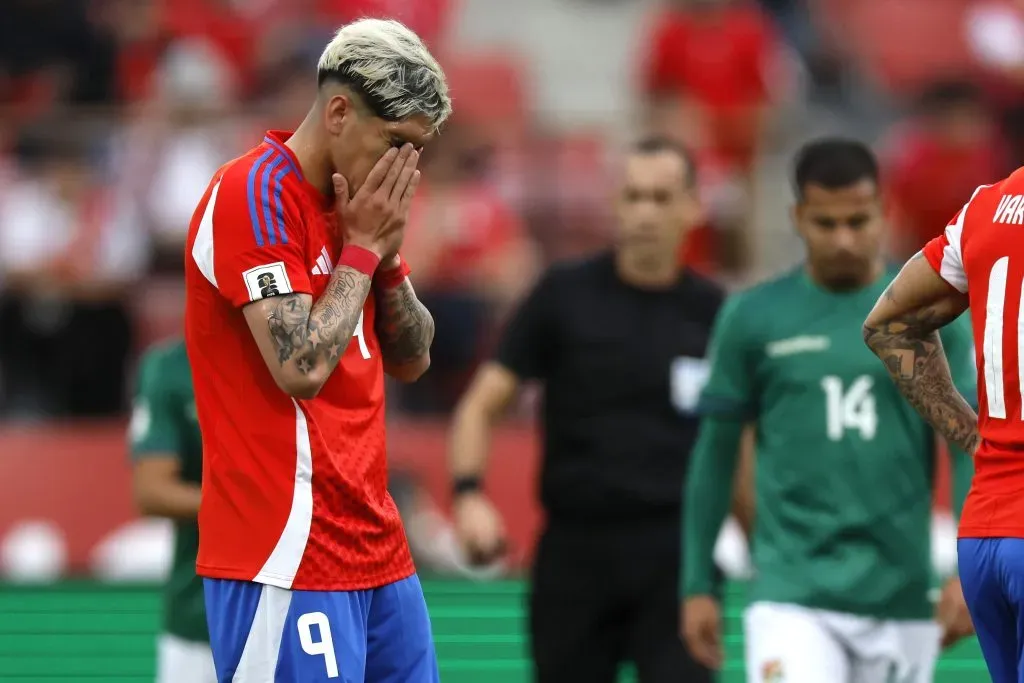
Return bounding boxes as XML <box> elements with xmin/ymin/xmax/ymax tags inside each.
<box><xmin>921</xmin><ymin>237</ymin><xmax>968</xmax><ymax>293</ymax></box>
<box><xmin>493</xmin><ymin>354</ymin><xmax>535</xmax><ymax>381</ymax></box>
<box><xmin>130</xmin><ymin>444</ymin><xmax>182</xmax><ymax>460</ymax></box>
<box><xmin>681</xmin><ymin>572</ymin><xmax>715</xmax><ymax>598</ymax></box>
<box><xmin>697</xmin><ymin>395</ymin><xmax>754</xmax><ymax>419</ymax></box>
<box><xmin>922</xmin><ymin>246</ymin><xmax>941</xmax><ymax>272</ymax></box>
<box><xmin>232</xmin><ymin>278</ymin><xmax>313</xmax><ymax>308</ymax></box>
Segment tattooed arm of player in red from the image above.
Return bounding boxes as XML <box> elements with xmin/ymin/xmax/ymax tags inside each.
<box><xmin>863</xmin><ymin>252</ymin><xmax>979</xmax><ymax>454</ymax></box>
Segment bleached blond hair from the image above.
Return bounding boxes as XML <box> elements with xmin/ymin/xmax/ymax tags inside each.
<box><xmin>317</xmin><ymin>18</ymin><xmax>452</xmax><ymax>131</ymax></box>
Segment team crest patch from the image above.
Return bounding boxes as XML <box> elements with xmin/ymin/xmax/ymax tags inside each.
<box><xmin>761</xmin><ymin>659</ymin><xmax>784</xmax><ymax>683</ymax></box>
<box><xmin>242</xmin><ymin>261</ymin><xmax>293</xmax><ymax>301</ymax></box>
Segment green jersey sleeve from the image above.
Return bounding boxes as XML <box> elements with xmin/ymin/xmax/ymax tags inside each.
<box><xmin>938</xmin><ymin>315</ymin><xmax>977</xmax><ymax>518</ymax></box>
<box><xmin>699</xmin><ymin>294</ymin><xmax>758</xmax><ymax>418</ymax></box>
<box><xmin>129</xmin><ymin>350</ymin><xmax>183</xmax><ymax>459</ymax></box>
<box><xmin>683</xmin><ymin>293</ymin><xmax>756</xmax><ymax>596</ymax></box>
<box><xmin>682</xmin><ymin>416</ymin><xmax>744</xmax><ymax>597</ymax></box>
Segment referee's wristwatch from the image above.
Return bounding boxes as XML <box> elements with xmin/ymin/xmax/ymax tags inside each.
<box><xmin>451</xmin><ymin>475</ymin><xmax>483</xmax><ymax>499</ymax></box>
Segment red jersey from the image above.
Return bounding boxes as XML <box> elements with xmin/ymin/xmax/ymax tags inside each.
<box><xmin>643</xmin><ymin>3</ymin><xmax>778</xmax><ymax>166</ymax></box>
<box><xmin>184</xmin><ymin>131</ymin><xmax>414</xmax><ymax>590</ymax></box>
<box><xmin>923</xmin><ymin>168</ymin><xmax>1024</xmax><ymax>539</ymax></box>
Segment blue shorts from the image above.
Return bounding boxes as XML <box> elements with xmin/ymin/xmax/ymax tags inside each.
<box><xmin>958</xmin><ymin>538</ymin><xmax>1024</xmax><ymax>683</ymax></box>
<box><xmin>203</xmin><ymin>574</ymin><xmax>439</xmax><ymax>683</ymax></box>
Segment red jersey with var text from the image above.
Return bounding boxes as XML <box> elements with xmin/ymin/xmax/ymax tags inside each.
<box><xmin>923</xmin><ymin>167</ymin><xmax>1024</xmax><ymax>539</ymax></box>
<box><xmin>184</xmin><ymin>131</ymin><xmax>414</xmax><ymax>590</ymax></box>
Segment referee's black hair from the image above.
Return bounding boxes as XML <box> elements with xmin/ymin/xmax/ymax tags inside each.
<box><xmin>793</xmin><ymin>138</ymin><xmax>879</xmax><ymax>199</ymax></box>
<box><xmin>630</xmin><ymin>136</ymin><xmax>698</xmax><ymax>188</ymax></box>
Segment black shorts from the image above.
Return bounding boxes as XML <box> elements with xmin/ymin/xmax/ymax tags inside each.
<box><xmin>528</xmin><ymin>517</ymin><xmax>714</xmax><ymax>683</ymax></box>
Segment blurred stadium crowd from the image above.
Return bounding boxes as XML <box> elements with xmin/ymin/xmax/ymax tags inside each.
<box><xmin>1</xmin><ymin>0</ymin><xmax>1022</xmax><ymax>420</ymax></box>
<box><xmin>0</xmin><ymin>0</ymin><xmax>1022</xmax><ymax>569</ymax></box>
<box><xmin>0</xmin><ymin>3</ymin><xmax>1017</xmax><ymax>682</ymax></box>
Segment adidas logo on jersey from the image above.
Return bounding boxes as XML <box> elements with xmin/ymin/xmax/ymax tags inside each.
<box><xmin>765</xmin><ymin>335</ymin><xmax>830</xmax><ymax>358</ymax></box>
<box><xmin>311</xmin><ymin>246</ymin><xmax>334</xmax><ymax>276</ymax></box>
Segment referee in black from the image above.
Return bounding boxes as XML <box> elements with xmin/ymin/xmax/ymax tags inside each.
<box><xmin>448</xmin><ymin>137</ymin><xmax>747</xmax><ymax>683</ymax></box>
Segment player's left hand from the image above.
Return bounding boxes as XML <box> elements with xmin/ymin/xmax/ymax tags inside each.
<box><xmin>333</xmin><ymin>144</ymin><xmax>421</xmax><ymax>260</ymax></box>
<box><xmin>936</xmin><ymin>577</ymin><xmax>974</xmax><ymax>649</ymax></box>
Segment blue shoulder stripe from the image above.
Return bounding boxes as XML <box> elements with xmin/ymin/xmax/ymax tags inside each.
<box><xmin>260</xmin><ymin>155</ymin><xmax>286</xmax><ymax>245</ymax></box>
<box><xmin>263</xmin><ymin>136</ymin><xmax>303</xmax><ymax>181</ymax></box>
<box><xmin>697</xmin><ymin>395</ymin><xmax>755</xmax><ymax>420</ymax></box>
<box><xmin>272</xmin><ymin>166</ymin><xmax>294</xmax><ymax>246</ymax></box>
<box><xmin>246</xmin><ymin>149</ymin><xmax>277</xmax><ymax>247</ymax></box>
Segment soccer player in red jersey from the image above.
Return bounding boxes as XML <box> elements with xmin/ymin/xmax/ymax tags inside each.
<box><xmin>863</xmin><ymin>173</ymin><xmax>1024</xmax><ymax>682</ymax></box>
<box><xmin>182</xmin><ymin>18</ymin><xmax>451</xmax><ymax>683</ymax></box>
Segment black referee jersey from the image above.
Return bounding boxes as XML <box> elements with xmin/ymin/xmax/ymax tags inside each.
<box><xmin>495</xmin><ymin>250</ymin><xmax>724</xmax><ymax>683</ymax></box>
<box><xmin>495</xmin><ymin>250</ymin><xmax>725</xmax><ymax>523</ymax></box>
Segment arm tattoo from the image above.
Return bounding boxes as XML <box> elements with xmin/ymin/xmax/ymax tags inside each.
<box><xmin>863</xmin><ymin>269</ymin><xmax>979</xmax><ymax>454</ymax></box>
<box><xmin>266</xmin><ymin>266</ymin><xmax>372</xmax><ymax>375</ymax></box>
<box><xmin>374</xmin><ymin>279</ymin><xmax>435</xmax><ymax>364</ymax></box>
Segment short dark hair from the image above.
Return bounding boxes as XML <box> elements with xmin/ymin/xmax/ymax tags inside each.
<box><xmin>630</xmin><ymin>136</ymin><xmax>697</xmax><ymax>188</ymax></box>
<box><xmin>915</xmin><ymin>80</ymin><xmax>984</xmax><ymax>117</ymax></box>
<box><xmin>793</xmin><ymin>138</ymin><xmax>878</xmax><ymax>197</ymax></box>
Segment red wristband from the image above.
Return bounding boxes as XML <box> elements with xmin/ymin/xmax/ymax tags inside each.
<box><xmin>339</xmin><ymin>245</ymin><xmax>381</xmax><ymax>277</ymax></box>
<box><xmin>375</xmin><ymin>255</ymin><xmax>412</xmax><ymax>289</ymax></box>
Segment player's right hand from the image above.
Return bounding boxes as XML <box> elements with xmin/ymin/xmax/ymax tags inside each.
<box><xmin>452</xmin><ymin>491</ymin><xmax>507</xmax><ymax>566</ymax></box>
<box><xmin>682</xmin><ymin>595</ymin><xmax>723</xmax><ymax>670</ymax></box>
<box><xmin>333</xmin><ymin>143</ymin><xmax>421</xmax><ymax>259</ymax></box>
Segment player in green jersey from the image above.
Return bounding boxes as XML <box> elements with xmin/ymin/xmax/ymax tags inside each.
<box><xmin>681</xmin><ymin>139</ymin><xmax>977</xmax><ymax>683</ymax></box>
<box><xmin>128</xmin><ymin>340</ymin><xmax>213</xmax><ymax>683</ymax></box>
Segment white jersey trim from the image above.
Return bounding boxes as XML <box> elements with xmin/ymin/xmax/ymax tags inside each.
<box><xmin>231</xmin><ymin>585</ymin><xmax>293</xmax><ymax>682</ymax></box>
<box><xmin>192</xmin><ymin>182</ymin><xmax>220</xmax><ymax>288</ymax></box>
<box><xmin>984</xmin><ymin>257</ymin><xmax>1010</xmax><ymax>419</ymax></box>
<box><xmin>253</xmin><ymin>399</ymin><xmax>314</xmax><ymax>588</ymax></box>
<box><xmin>940</xmin><ymin>184</ymin><xmax>989</xmax><ymax>293</ymax></box>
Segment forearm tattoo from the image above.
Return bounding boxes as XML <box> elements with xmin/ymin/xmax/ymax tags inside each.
<box><xmin>374</xmin><ymin>279</ymin><xmax>435</xmax><ymax>365</ymax></box>
<box><xmin>863</xmin><ymin>265</ymin><xmax>979</xmax><ymax>454</ymax></box>
<box><xmin>267</xmin><ymin>266</ymin><xmax>372</xmax><ymax>375</ymax></box>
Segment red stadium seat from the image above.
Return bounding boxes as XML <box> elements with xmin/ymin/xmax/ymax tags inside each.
<box><xmin>440</xmin><ymin>52</ymin><xmax>529</xmax><ymax>143</ymax></box>
<box><xmin>810</xmin><ymin>0</ymin><xmax>974</xmax><ymax>96</ymax></box>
